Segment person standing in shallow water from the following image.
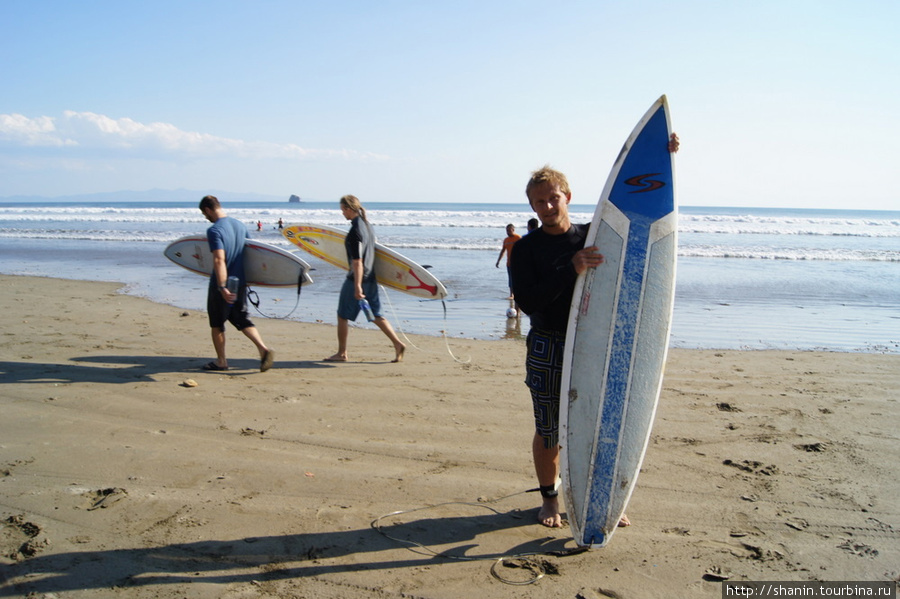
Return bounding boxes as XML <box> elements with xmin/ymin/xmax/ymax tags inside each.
<box><xmin>495</xmin><ymin>224</ymin><xmax>522</xmax><ymax>300</ymax></box>
<box><xmin>324</xmin><ymin>195</ymin><xmax>406</xmax><ymax>363</ymax></box>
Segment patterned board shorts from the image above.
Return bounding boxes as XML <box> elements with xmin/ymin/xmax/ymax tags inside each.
<box><xmin>525</xmin><ymin>328</ymin><xmax>566</xmax><ymax>449</ymax></box>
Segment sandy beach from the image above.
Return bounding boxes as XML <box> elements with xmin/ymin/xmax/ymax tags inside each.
<box><xmin>1</xmin><ymin>274</ymin><xmax>898</xmax><ymax>598</ymax></box>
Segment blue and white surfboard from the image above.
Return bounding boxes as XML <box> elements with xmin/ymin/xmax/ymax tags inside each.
<box><xmin>560</xmin><ymin>96</ymin><xmax>677</xmax><ymax>547</ymax></box>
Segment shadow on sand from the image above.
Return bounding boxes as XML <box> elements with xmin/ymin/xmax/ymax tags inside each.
<box><xmin>0</xmin><ymin>354</ymin><xmax>335</xmax><ymax>386</ymax></box>
<box><xmin>1</xmin><ymin>508</ymin><xmax>574</xmax><ymax>595</ymax></box>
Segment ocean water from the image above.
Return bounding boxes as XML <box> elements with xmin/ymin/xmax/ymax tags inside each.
<box><xmin>0</xmin><ymin>200</ymin><xmax>898</xmax><ymax>354</ymax></box>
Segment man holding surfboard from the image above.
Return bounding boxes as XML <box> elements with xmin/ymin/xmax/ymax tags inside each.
<box><xmin>199</xmin><ymin>195</ymin><xmax>275</xmax><ymax>372</ymax></box>
<box><xmin>511</xmin><ymin>167</ymin><xmax>604</xmax><ymax>528</ymax></box>
<box><xmin>514</xmin><ymin>128</ymin><xmax>678</xmax><ymax>531</ymax></box>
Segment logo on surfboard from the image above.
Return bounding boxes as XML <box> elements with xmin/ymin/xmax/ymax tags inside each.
<box><xmin>625</xmin><ymin>173</ymin><xmax>665</xmax><ymax>193</ymax></box>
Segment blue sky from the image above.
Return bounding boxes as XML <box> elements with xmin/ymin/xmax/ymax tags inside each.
<box><xmin>1</xmin><ymin>0</ymin><xmax>898</xmax><ymax>209</ymax></box>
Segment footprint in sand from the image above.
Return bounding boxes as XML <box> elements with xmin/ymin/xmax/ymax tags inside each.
<box><xmin>837</xmin><ymin>540</ymin><xmax>879</xmax><ymax>558</ymax></box>
<box><xmin>2</xmin><ymin>514</ymin><xmax>48</xmax><ymax>559</ymax></box>
<box><xmin>723</xmin><ymin>459</ymin><xmax>780</xmax><ymax>476</ymax></box>
<box><xmin>85</xmin><ymin>487</ymin><xmax>128</xmax><ymax>511</ymax></box>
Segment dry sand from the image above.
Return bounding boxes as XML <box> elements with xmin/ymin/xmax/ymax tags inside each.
<box><xmin>1</xmin><ymin>274</ymin><xmax>898</xmax><ymax>598</ymax></box>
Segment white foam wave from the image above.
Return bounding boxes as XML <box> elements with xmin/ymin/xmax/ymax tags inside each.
<box><xmin>0</xmin><ymin>206</ymin><xmax>580</xmax><ymax>228</ymax></box>
<box><xmin>679</xmin><ymin>245</ymin><xmax>900</xmax><ymax>262</ymax></box>
<box><xmin>1</xmin><ymin>206</ymin><xmax>897</xmax><ymax>237</ymax></box>
<box><xmin>3</xmin><ymin>226</ymin><xmax>895</xmax><ymax>261</ymax></box>
<box><xmin>679</xmin><ymin>213</ymin><xmax>900</xmax><ymax>237</ymax></box>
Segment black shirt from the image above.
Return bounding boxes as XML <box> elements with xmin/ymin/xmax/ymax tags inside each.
<box><xmin>344</xmin><ymin>216</ymin><xmax>376</xmax><ymax>281</ymax></box>
<box><xmin>510</xmin><ymin>223</ymin><xmax>589</xmax><ymax>333</ymax></box>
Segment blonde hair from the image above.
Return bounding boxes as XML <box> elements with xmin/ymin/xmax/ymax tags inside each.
<box><xmin>340</xmin><ymin>194</ymin><xmax>367</xmax><ymax>221</ymax></box>
<box><xmin>525</xmin><ymin>165</ymin><xmax>571</xmax><ymax>201</ymax></box>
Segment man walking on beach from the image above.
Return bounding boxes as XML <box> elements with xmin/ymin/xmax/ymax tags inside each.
<box><xmin>199</xmin><ymin>195</ymin><xmax>274</xmax><ymax>372</ymax></box>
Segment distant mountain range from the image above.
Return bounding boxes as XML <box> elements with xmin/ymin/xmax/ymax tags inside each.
<box><xmin>0</xmin><ymin>189</ymin><xmax>293</xmax><ymax>203</ymax></box>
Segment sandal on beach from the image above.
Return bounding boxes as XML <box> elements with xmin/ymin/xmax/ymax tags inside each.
<box><xmin>202</xmin><ymin>361</ymin><xmax>229</xmax><ymax>371</ymax></box>
<box><xmin>260</xmin><ymin>350</ymin><xmax>275</xmax><ymax>372</ymax></box>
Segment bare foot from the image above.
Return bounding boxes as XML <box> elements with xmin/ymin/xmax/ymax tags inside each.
<box><xmin>324</xmin><ymin>353</ymin><xmax>347</xmax><ymax>362</ymax></box>
<box><xmin>537</xmin><ymin>497</ymin><xmax>563</xmax><ymax>528</ymax></box>
<box><xmin>618</xmin><ymin>514</ymin><xmax>631</xmax><ymax>527</ymax></box>
<box><xmin>391</xmin><ymin>343</ymin><xmax>406</xmax><ymax>363</ymax></box>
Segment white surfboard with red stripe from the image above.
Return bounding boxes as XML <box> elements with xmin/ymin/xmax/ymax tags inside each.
<box><xmin>282</xmin><ymin>224</ymin><xmax>447</xmax><ymax>299</ymax></box>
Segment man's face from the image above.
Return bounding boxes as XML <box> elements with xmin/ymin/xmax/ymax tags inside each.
<box><xmin>200</xmin><ymin>207</ymin><xmax>215</xmax><ymax>223</ymax></box>
<box><xmin>528</xmin><ymin>182</ymin><xmax>571</xmax><ymax>232</ymax></box>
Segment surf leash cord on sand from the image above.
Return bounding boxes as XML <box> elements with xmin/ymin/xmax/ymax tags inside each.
<box><xmin>370</xmin><ymin>489</ymin><xmax>589</xmax><ymax>585</ymax></box>
<box><xmin>378</xmin><ymin>284</ymin><xmax>471</xmax><ymax>364</ymax></box>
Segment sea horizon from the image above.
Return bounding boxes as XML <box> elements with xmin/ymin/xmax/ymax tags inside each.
<box><xmin>3</xmin><ymin>193</ymin><xmax>900</xmax><ymax>217</ymax></box>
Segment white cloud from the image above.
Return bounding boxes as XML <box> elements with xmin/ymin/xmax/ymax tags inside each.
<box><xmin>0</xmin><ymin>113</ymin><xmax>78</xmax><ymax>147</ymax></box>
<box><xmin>0</xmin><ymin>111</ymin><xmax>387</xmax><ymax>162</ymax></box>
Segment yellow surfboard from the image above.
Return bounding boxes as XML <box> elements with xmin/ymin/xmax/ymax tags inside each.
<box><xmin>282</xmin><ymin>224</ymin><xmax>447</xmax><ymax>299</ymax></box>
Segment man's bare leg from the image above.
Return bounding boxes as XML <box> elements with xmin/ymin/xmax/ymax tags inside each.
<box><xmin>210</xmin><ymin>327</ymin><xmax>228</xmax><ymax>369</ymax></box>
<box><xmin>241</xmin><ymin>326</ymin><xmax>274</xmax><ymax>371</ymax></box>
<box><xmin>241</xmin><ymin>325</ymin><xmax>269</xmax><ymax>357</ymax></box>
<box><xmin>532</xmin><ymin>432</ymin><xmax>562</xmax><ymax>527</ymax></box>
<box><xmin>532</xmin><ymin>432</ymin><xmax>631</xmax><ymax>529</ymax></box>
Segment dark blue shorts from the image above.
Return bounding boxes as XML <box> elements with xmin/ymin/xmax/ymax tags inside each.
<box><xmin>337</xmin><ymin>277</ymin><xmax>382</xmax><ymax>321</ymax></box>
<box><xmin>525</xmin><ymin>327</ymin><xmax>566</xmax><ymax>449</ymax></box>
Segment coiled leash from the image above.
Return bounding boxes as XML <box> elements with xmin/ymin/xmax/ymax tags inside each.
<box><xmin>247</xmin><ymin>266</ymin><xmax>308</xmax><ymax>319</ymax></box>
